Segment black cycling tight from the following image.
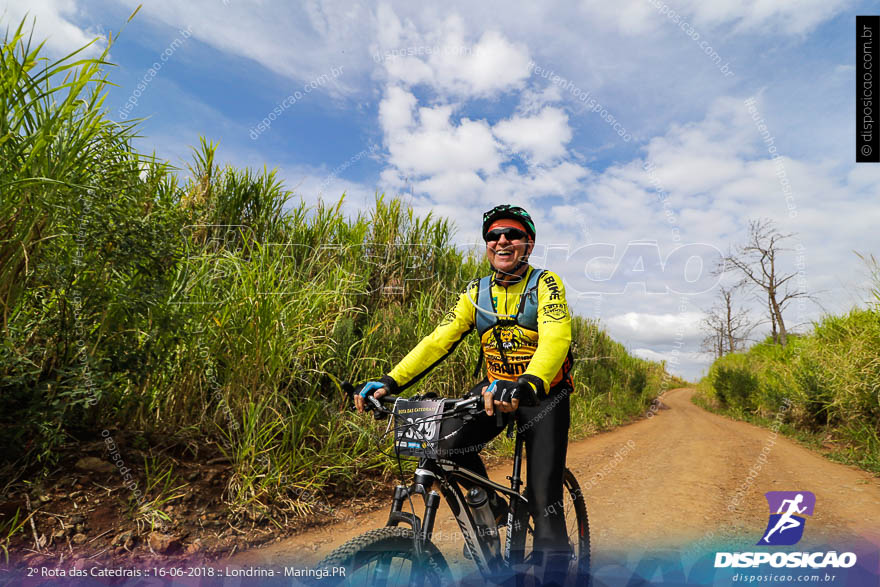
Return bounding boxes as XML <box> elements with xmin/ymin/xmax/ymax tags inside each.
<box><xmin>438</xmin><ymin>378</ymin><xmax>572</xmax><ymax>554</ymax></box>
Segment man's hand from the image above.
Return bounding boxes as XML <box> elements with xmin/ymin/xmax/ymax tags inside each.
<box><xmin>482</xmin><ymin>379</ymin><xmax>539</xmax><ymax>415</ymax></box>
<box><xmin>354</xmin><ymin>381</ymin><xmax>387</xmax><ymax>413</ymax></box>
<box><xmin>482</xmin><ymin>380</ymin><xmax>535</xmax><ymax>415</ymax></box>
<box><xmin>482</xmin><ymin>387</ymin><xmax>518</xmax><ymax>415</ymax></box>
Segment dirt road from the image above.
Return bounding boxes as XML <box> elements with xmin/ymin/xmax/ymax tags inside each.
<box><xmin>230</xmin><ymin>388</ymin><xmax>880</xmax><ymax>572</ymax></box>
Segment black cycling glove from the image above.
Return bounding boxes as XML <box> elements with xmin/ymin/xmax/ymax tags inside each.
<box><xmin>488</xmin><ymin>379</ymin><xmax>538</xmax><ymax>407</ymax></box>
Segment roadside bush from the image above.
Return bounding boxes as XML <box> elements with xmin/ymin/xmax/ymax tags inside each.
<box><xmin>699</xmin><ymin>304</ymin><xmax>880</xmax><ymax>473</ymax></box>
<box><xmin>712</xmin><ymin>365</ymin><xmax>758</xmax><ymax>412</ymax></box>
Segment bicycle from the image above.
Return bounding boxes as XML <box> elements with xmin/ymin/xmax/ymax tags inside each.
<box><xmin>313</xmin><ymin>382</ymin><xmax>590</xmax><ymax>586</ymax></box>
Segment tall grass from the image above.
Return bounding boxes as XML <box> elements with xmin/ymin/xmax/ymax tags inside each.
<box><xmin>698</xmin><ymin>304</ymin><xmax>880</xmax><ymax>473</ymax></box>
<box><xmin>0</xmin><ymin>21</ymin><xmax>676</xmax><ymax>519</ymax></box>
<box><xmin>1</xmin><ymin>19</ymin><xmax>184</xmax><ymax>472</ymax></box>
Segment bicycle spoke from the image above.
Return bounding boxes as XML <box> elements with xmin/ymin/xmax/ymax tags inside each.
<box><xmin>370</xmin><ymin>552</ymin><xmax>393</xmax><ymax>587</ymax></box>
<box><xmin>360</xmin><ymin>552</ymin><xmax>432</xmax><ymax>587</ymax></box>
<box><xmin>407</xmin><ymin>557</ymin><xmax>425</xmax><ymax>587</ymax></box>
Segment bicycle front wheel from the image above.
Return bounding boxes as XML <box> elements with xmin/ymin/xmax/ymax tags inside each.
<box><xmin>313</xmin><ymin>527</ymin><xmax>452</xmax><ymax>587</ymax></box>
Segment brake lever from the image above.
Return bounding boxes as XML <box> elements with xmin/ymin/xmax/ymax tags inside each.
<box><xmin>369</xmin><ymin>395</ymin><xmax>389</xmax><ymax>420</ymax></box>
<box><xmin>345</xmin><ymin>380</ymin><xmax>388</xmax><ymax>419</ymax></box>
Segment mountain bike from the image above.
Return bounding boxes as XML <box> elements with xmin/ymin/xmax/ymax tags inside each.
<box><xmin>313</xmin><ymin>382</ymin><xmax>590</xmax><ymax>586</ymax></box>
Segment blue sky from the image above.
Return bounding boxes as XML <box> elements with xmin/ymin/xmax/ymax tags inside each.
<box><xmin>8</xmin><ymin>0</ymin><xmax>880</xmax><ymax>380</ymax></box>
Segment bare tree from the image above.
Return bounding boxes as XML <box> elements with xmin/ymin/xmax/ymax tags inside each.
<box><xmin>723</xmin><ymin>219</ymin><xmax>808</xmax><ymax>347</ymax></box>
<box><xmin>767</xmin><ymin>295</ymin><xmax>777</xmax><ymax>344</ymax></box>
<box><xmin>701</xmin><ymin>284</ymin><xmax>756</xmax><ymax>358</ymax></box>
<box><xmin>701</xmin><ymin>309</ymin><xmax>726</xmax><ymax>359</ymax></box>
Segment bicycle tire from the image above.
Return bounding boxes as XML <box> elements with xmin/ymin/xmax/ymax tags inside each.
<box><xmin>510</xmin><ymin>468</ymin><xmax>591</xmax><ymax>586</ymax></box>
<box><xmin>312</xmin><ymin>526</ymin><xmax>452</xmax><ymax>587</ymax></box>
<box><xmin>563</xmin><ymin>468</ymin><xmax>591</xmax><ymax>585</ymax></box>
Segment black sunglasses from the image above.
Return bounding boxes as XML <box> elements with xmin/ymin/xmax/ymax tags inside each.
<box><xmin>485</xmin><ymin>227</ymin><xmax>528</xmax><ymax>242</ymax></box>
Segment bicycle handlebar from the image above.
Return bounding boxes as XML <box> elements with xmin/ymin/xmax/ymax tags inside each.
<box><xmin>370</xmin><ymin>392</ymin><xmax>484</xmax><ymax>417</ymax></box>
<box><xmin>343</xmin><ymin>380</ymin><xmax>484</xmax><ymax>418</ymax></box>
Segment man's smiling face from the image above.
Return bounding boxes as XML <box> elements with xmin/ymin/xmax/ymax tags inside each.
<box><xmin>485</xmin><ymin>219</ymin><xmax>533</xmax><ymax>277</ymax></box>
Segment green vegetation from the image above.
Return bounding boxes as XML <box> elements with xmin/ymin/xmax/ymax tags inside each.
<box><xmin>697</xmin><ymin>305</ymin><xmax>880</xmax><ymax>474</ymax></box>
<box><xmin>0</xmin><ymin>21</ymin><xmax>674</xmax><ymax>522</ymax></box>
<box><xmin>0</xmin><ymin>508</ymin><xmax>30</xmax><ymax>563</ymax></box>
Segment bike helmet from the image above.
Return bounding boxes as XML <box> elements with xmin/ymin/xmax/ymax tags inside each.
<box><xmin>482</xmin><ymin>205</ymin><xmax>536</xmax><ymax>241</ymax></box>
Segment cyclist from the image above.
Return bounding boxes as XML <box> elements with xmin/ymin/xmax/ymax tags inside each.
<box><xmin>354</xmin><ymin>204</ymin><xmax>574</xmax><ymax>585</ymax></box>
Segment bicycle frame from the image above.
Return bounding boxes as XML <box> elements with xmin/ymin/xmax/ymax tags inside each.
<box><xmin>384</xmin><ymin>424</ymin><xmax>530</xmax><ymax>578</ymax></box>
<box><xmin>337</xmin><ymin>383</ymin><xmax>587</xmax><ymax>585</ymax></box>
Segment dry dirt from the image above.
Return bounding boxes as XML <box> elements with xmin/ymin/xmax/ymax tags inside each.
<box><xmin>229</xmin><ymin>388</ymin><xmax>880</xmax><ymax>574</ymax></box>
<box><xmin>7</xmin><ymin>388</ymin><xmax>876</xmax><ymax>582</ymax></box>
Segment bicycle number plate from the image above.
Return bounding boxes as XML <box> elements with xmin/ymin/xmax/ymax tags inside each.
<box><xmin>392</xmin><ymin>399</ymin><xmax>444</xmax><ymax>458</ymax></box>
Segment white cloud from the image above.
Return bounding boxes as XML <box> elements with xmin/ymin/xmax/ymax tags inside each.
<box><xmin>578</xmin><ymin>0</ymin><xmax>666</xmax><ymax>36</ymax></box>
<box><xmin>376</xmin><ymin>10</ymin><xmax>531</xmax><ymax>98</ymax></box>
<box><xmin>494</xmin><ymin>107</ymin><xmax>572</xmax><ymax>165</ymax></box>
<box><xmin>99</xmin><ymin>0</ymin><xmax>851</xmax><ymax>164</ymax></box>
<box><xmin>605</xmin><ymin>311</ymin><xmax>705</xmax><ymax>346</ymax></box>
<box><xmin>415</xmin><ymin>170</ymin><xmax>487</xmax><ymax>203</ymax></box>
<box><xmin>378</xmin><ymin>85</ymin><xmax>417</xmax><ymax>134</ymax></box>
<box><xmin>516</xmin><ymin>84</ymin><xmax>563</xmax><ymax>115</ymax></box>
<box><xmin>384</xmin><ymin>55</ymin><xmax>435</xmax><ymax>87</ymax></box>
<box><xmin>3</xmin><ymin>0</ymin><xmax>105</xmax><ymax>57</ymax></box>
<box><xmin>380</xmin><ymin>94</ymin><xmax>503</xmax><ymax>181</ymax></box>
<box><xmin>102</xmin><ymin>0</ymin><xmax>851</xmax><ymax>91</ymax></box>
<box><xmin>438</xmin><ymin>29</ymin><xmax>530</xmax><ymax>96</ymax></box>
<box><xmin>692</xmin><ymin>0</ymin><xmax>848</xmax><ymax>36</ymax></box>
<box><xmin>632</xmin><ymin>348</ymin><xmax>713</xmax><ymax>381</ymax></box>
<box><xmin>582</xmin><ymin>0</ymin><xmax>851</xmax><ymax>37</ymax></box>
<box><xmin>373</xmin><ymin>15</ymin><xmax>589</xmax><ymax>216</ymax></box>
<box><xmin>111</xmin><ymin>0</ymin><xmax>367</xmax><ymax>95</ymax></box>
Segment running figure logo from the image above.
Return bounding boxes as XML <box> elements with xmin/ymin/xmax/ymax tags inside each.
<box><xmin>758</xmin><ymin>491</ymin><xmax>816</xmax><ymax>546</ymax></box>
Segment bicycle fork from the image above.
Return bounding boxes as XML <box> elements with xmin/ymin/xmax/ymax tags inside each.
<box><xmin>386</xmin><ymin>467</ymin><xmax>443</xmax><ymax>557</ymax></box>
<box><xmin>386</xmin><ymin>463</ymin><xmax>507</xmax><ymax>576</ymax></box>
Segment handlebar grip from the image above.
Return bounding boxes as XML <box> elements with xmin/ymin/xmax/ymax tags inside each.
<box><xmin>346</xmin><ymin>379</ymin><xmax>396</xmax><ymax>419</ymax></box>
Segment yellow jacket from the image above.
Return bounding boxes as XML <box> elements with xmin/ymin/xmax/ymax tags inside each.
<box><xmin>387</xmin><ymin>266</ymin><xmax>573</xmax><ymax>394</ymax></box>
